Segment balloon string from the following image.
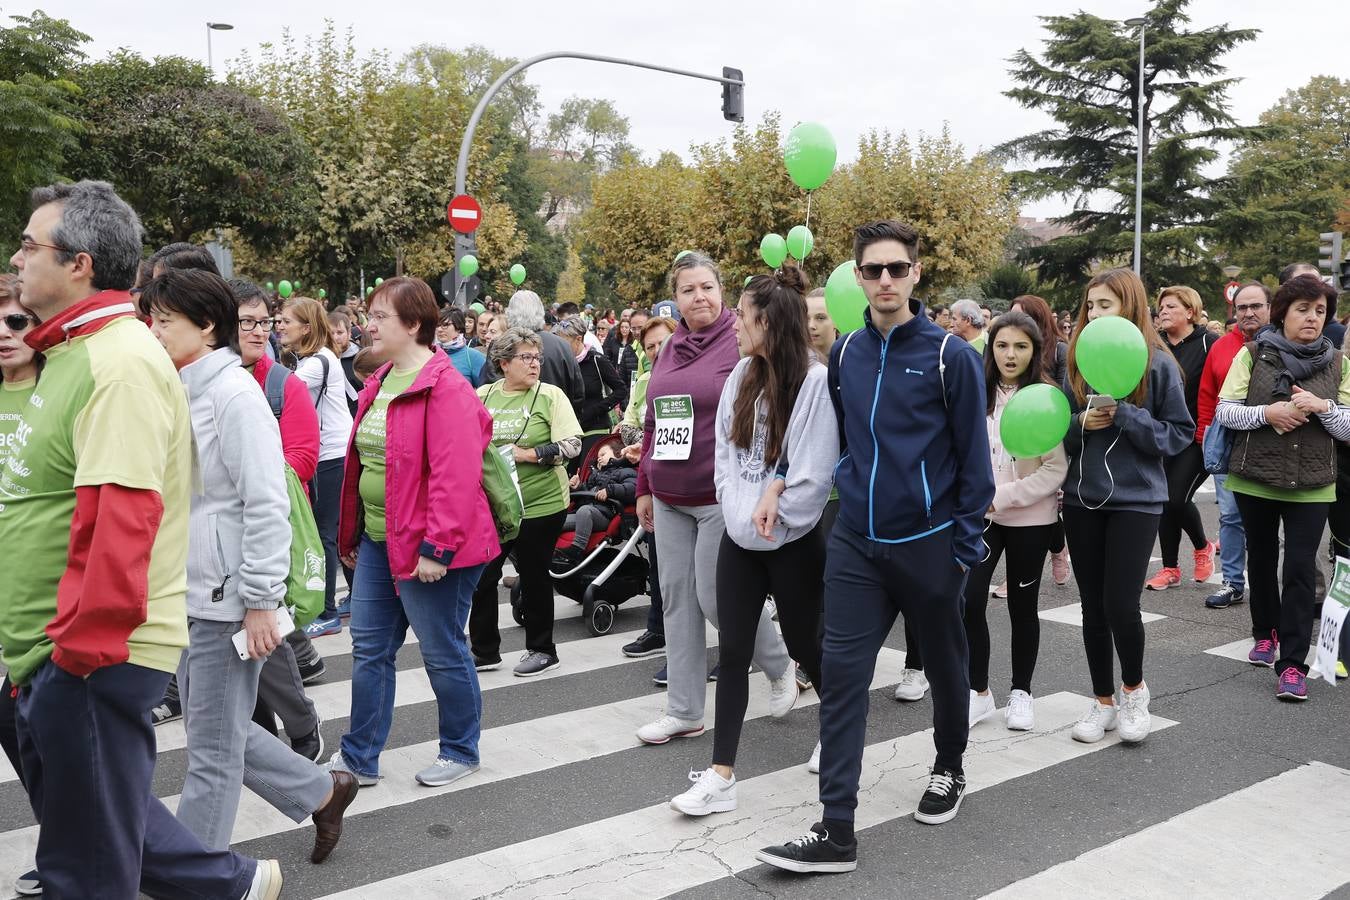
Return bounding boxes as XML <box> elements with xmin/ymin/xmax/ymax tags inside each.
<box><xmin>805</xmin><ymin>192</ymin><xmax>813</xmax><ymax>230</ymax></box>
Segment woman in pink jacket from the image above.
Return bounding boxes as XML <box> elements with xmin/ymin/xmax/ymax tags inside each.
<box><xmin>328</xmin><ymin>277</ymin><xmax>500</xmax><ymax>790</ymax></box>
<box><xmin>963</xmin><ymin>311</ymin><xmax>1067</xmax><ymax>734</ymax></box>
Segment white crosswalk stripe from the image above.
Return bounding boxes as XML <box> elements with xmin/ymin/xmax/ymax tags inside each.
<box><xmin>1039</xmin><ymin>604</ymin><xmax>1167</xmax><ymax>626</ymax></box>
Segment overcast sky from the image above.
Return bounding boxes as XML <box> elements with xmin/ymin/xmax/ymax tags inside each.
<box><xmin>44</xmin><ymin>0</ymin><xmax>1350</xmax><ymax>220</ymax></box>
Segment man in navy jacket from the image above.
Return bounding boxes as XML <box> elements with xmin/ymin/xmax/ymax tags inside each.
<box><xmin>757</xmin><ymin>219</ymin><xmax>995</xmax><ymax>874</ymax></box>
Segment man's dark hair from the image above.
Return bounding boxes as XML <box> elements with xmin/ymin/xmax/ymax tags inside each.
<box><xmin>29</xmin><ymin>180</ymin><xmax>143</xmax><ymax>291</ymax></box>
<box><xmin>150</xmin><ymin>242</ymin><xmax>220</xmax><ymax>276</ymax></box>
<box><xmin>228</xmin><ymin>278</ymin><xmax>269</xmax><ymax>308</ymax></box>
<box><xmin>853</xmin><ymin>219</ymin><xmax>921</xmax><ymax>265</ymax></box>
<box><xmin>141</xmin><ymin>269</ymin><xmax>240</xmax><ymax>354</ymax></box>
<box><xmin>1278</xmin><ymin>262</ymin><xmax>1319</xmax><ymax>285</ymax></box>
<box><xmin>556</xmin><ymin>301</ymin><xmax>580</xmax><ymax>318</ymax></box>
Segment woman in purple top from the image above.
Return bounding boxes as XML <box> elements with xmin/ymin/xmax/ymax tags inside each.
<box><xmin>633</xmin><ymin>252</ymin><xmax>795</xmax><ymax>747</ymax></box>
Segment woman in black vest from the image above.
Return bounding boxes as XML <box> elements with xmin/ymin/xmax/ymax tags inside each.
<box><xmin>1214</xmin><ymin>275</ymin><xmax>1350</xmax><ymax>702</ymax></box>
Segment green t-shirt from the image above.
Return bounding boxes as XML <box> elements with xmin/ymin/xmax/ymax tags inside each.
<box><xmin>354</xmin><ymin>365</ymin><xmax>422</xmax><ymax>541</ymax></box>
<box><xmin>477</xmin><ymin>380</ymin><xmax>582</xmax><ymax>518</ymax></box>
<box><xmin>1218</xmin><ymin>347</ymin><xmax>1350</xmax><ymax>503</ymax></box>
<box><xmin>0</xmin><ymin>376</ymin><xmax>36</xmax><ymax>466</ymax></box>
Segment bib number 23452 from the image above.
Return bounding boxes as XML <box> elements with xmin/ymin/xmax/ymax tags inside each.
<box><xmin>652</xmin><ymin>394</ymin><xmax>694</xmax><ymax>461</ymax></box>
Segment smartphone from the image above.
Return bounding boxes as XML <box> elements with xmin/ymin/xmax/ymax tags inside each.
<box><xmin>231</xmin><ymin>606</ymin><xmax>296</xmax><ymax>660</ymax></box>
<box><xmin>1086</xmin><ymin>393</ymin><xmax>1118</xmax><ymax>411</ymax></box>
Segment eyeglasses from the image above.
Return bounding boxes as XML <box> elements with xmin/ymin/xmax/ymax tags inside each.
<box><xmin>512</xmin><ymin>353</ymin><xmax>543</xmax><ymax>364</ymax></box>
<box><xmin>368</xmin><ymin>311</ymin><xmax>396</xmax><ymax>323</ymax></box>
<box><xmin>1235</xmin><ymin>303</ymin><xmax>1267</xmax><ymax>314</ymax></box>
<box><xmin>3</xmin><ymin>313</ymin><xmax>35</xmax><ymax>331</ymax></box>
<box><xmin>238</xmin><ymin>317</ymin><xmax>275</xmax><ymax>332</ymax></box>
<box><xmin>857</xmin><ymin>261</ymin><xmax>914</xmax><ymax>280</ymax></box>
<box><xmin>19</xmin><ymin>237</ymin><xmax>71</xmax><ymax>256</ymax></box>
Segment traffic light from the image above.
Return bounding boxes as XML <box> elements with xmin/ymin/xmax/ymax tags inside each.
<box><xmin>1319</xmin><ymin>231</ymin><xmax>1343</xmax><ymax>280</ymax></box>
<box><xmin>721</xmin><ymin>67</ymin><xmax>744</xmax><ymax>123</ymax></box>
<box><xmin>1341</xmin><ymin>257</ymin><xmax>1350</xmax><ymax>293</ymax></box>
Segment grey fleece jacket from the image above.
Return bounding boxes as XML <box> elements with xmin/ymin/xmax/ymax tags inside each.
<box><xmin>180</xmin><ymin>347</ymin><xmax>291</xmax><ymax>622</ymax></box>
<box><xmin>714</xmin><ymin>358</ymin><xmax>839</xmax><ymax>550</ymax></box>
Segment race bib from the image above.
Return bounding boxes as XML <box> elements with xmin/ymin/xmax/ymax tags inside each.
<box><xmin>1312</xmin><ymin>557</ymin><xmax>1350</xmax><ymax>685</ymax></box>
<box><xmin>652</xmin><ymin>394</ymin><xmax>694</xmax><ymax>461</ymax></box>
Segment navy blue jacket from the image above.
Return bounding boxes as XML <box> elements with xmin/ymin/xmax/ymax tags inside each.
<box><xmin>828</xmin><ymin>300</ymin><xmax>995</xmax><ymax>569</ymax></box>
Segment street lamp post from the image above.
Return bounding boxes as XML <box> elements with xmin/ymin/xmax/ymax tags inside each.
<box><xmin>1125</xmin><ymin>17</ymin><xmax>1146</xmax><ymax>275</ymax></box>
<box><xmin>206</xmin><ymin>22</ymin><xmax>234</xmax><ymax>77</ymax></box>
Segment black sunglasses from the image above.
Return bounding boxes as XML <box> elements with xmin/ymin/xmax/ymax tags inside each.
<box><xmin>3</xmin><ymin>313</ymin><xmax>34</xmax><ymax>331</ymax></box>
<box><xmin>857</xmin><ymin>261</ymin><xmax>914</xmax><ymax>281</ymax></box>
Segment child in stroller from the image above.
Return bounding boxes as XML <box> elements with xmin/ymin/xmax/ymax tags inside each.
<box><xmin>553</xmin><ymin>443</ymin><xmax>637</xmax><ymax>569</ymax></box>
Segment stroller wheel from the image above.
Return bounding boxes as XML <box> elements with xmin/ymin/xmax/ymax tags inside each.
<box><xmin>509</xmin><ymin>581</ymin><xmax>524</xmax><ymax>626</ymax></box>
<box><xmin>583</xmin><ymin>595</ymin><xmax>615</xmax><ymax>637</ymax></box>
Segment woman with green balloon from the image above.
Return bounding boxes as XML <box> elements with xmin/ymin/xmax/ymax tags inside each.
<box><xmin>1060</xmin><ymin>268</ymin><xmax>1192</xmax><ymax>747</ymax></box>
<box><xmin>963</xmin><ymin>311</ymin><xmax>1068</xmax><ymax>734</ymax></box>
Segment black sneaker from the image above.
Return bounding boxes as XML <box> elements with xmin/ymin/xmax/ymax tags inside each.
<box><xmin>622</xmin><ymin>630</ymin><xmax>666</xmax><ymax>658</ymax></box>
<box><xmin>755</xmin><ymin>823</ymin><xmax>857</xmax><ymax>873</ymax></box>
<box><xmin>914</xmin><ymin>765</ymin><xmax>966</xmax><ymax>825</ymax></box>
<box><xmin>708</xmin><ymin>663</ymin><xmax>720</xmax><ymax>682</ymax></box>
<box><xmin>552</xmin><ymin>546</ymin><xmax>585</xmax><ymax>571</ymax></box>
<box><xmin>513</xmin><ymin>651</ymin><xmax>560</xmax><ymax>677</ymax></box>
<box><xmin>1204</xmin><ymin>583</ymin><xmax>1244</xmax><ymax>609</ymax></box>
<box><xmin>474</xmin><ymin>655</ymin><xmax>502</xmax><ymax>672</ymax></box>
<box><xmin>298</xmin><ymin>656</ymin><xmax>327</xmax><ymax>685</ymax></box>
<box><xmin>291</xmin><ymin>717</ymin><xmax>325</xmax><ymax>763</ymax></box>
<box><xmin>652</xmin><ymin>664</ymin><xmax>668</xmax><ymax>687</ymax></box>
<box><xmin>151</xmin><ymin>698</ymin><xmax>182</xmax><ymax>726</ymax></box>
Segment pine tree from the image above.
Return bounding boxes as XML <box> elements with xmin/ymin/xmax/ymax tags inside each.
<box><xmin>998</xmin><ymin>0</ymin><xmax>1260</xmax><ymax>296</ymax></box>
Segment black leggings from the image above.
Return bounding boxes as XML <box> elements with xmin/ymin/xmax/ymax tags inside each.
<box><xmin>963</xmin><ymin>522</ymin><xmax>1052</xmax><ymax>694</ymax></box>
<box><xmin>0</xmin><ymin>675</ymin><xmax>23</xmax><ymax>791</ymax></box>
<box><xmin>1234</xmin><ymin>493</ymin><xmax>1327</xmax><ymax>675</ymax></box>
<box><xmin>712</xmin><ymin>525</ymin><xmax>825</xmax><ymax>767</ymax></box>
<box><xmin>1062</xmin><ymin>506</ymin><xmax>1160</xmax><ymax>698</ymax></box>
<box><xmin>470</xmin><ymin>510</ymin><xmax>567</xmax><ymax>659</ymax></box>
<box><xmin>1158</xmin><ymin>442</ymin><xmax>1209</xmax><ymax>567</ymax></box>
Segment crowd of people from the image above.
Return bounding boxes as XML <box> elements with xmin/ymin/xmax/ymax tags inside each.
<box><xmin>1</xmin><ymin>179</ymin><xmax>1348</xmax><ymax>897</ymax></box>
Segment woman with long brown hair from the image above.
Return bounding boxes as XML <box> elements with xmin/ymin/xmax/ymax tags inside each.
<box><xmin>1060</xmin><ymin>269</ymin><xmax>1192</xmax><ymax>745</ymax></box>
<box><xmin>668</xmin><ymin>266</ymin><xmax>838</xmax><ymax>816</ymax></box>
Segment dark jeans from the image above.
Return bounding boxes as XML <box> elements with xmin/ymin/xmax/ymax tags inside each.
<box><xmin>1234</xmin><ymin>493</ymin><xmax>1328</xmax><ymax>675</ymax></box>
<box><xmin>1159</xmin><ymin>442</ymin><xmax>1209</xmax><ymax>567</ymax></box>
<box><xmin>471</xmin><ymin>510</ymin><xmax>567</xmax><ymax>659</ymax></box>
<box><xmin>0</xmin><ymin>675</ymin><xmax>23</xmax><ymax>790</ymax></box>
<box><xmin>16</xmin><ymin>661</ymin><xmax>255</xmax><ymax>899</ymax></box>
<box><xmin>818</xmin><ymin>525</ymin><xmax>970</xmax><ymax>824</ymax></box>
<box><xmin>311</xmin><ymin>456</ymin><xmax>346</xmax><ymax>617</ymax></box>
<box><xmin>712</xmin><ymin>526</ymin><xmax>826</xmax><ymax>766</ymax></box>
<box><xmin>1062</xmin><ymin>506</ymin><xmax>1159</xmax><ymax>698</ymax></box>
<box><xmin>646</xmin><ymin>530</ymin><xmax>664</xmax><ymax>636</ymax></box>
<box><xmin>964</xmin><ymin>521</ymin><xmax>1051</xmax><ymax>694</ymax></box>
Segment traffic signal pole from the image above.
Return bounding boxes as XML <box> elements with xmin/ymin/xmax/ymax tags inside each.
<box><xmin>450</xmin><ymin>51</ymin><xmax>744</xmax><ymax>305</ymax></box>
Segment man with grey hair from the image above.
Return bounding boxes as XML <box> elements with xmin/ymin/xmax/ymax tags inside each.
<box><xmin>3</xmin><ymin>181</ymin><xmax>282</xmax><ymax>899</ymax></box>
<box><xmin>949</xmin><ymin>298</ymin><xmax>987</xmax><ymax>354</ymax></box>
<box><xmin>504</xmin><ymin>289</ymin><xmax>584</xmax><ymax>407</ymax></box>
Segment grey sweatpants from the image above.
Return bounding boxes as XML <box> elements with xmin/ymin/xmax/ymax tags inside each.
<box><xmin>653</xmin><ymin>498</ymin><xmax>790</xmax><ymax>723</ymax></box>
<box><xmin>177</xmin><ymin>617</ymin><xmax>332</xmax><ymax>851</ymax></box>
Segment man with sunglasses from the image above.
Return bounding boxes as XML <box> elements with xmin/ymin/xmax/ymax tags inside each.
<box><xmin>2</xmin><ymin>181</ymin><xmax>283</xmax><ymax>899</ymax></box>
<box><xmin>757</xmin><ymin>219</ymin><xmax>994</xmax><ymax>874</ymax></box>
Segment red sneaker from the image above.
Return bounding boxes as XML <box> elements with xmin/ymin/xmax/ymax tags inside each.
<box><xmin>1145</xmin><ymin>567</ymin><xmax>1182</xmax><ymax>591</ymax></box>
<box><xmin>1193</xmin><ymin>540</ymin><xmax>1217</xmax><ymax>583</ymax></box>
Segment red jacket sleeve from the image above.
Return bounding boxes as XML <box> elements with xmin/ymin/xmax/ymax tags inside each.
<box><xmin>419</xmin><ymin>374</ymin><xmax>489</xmax><ymax>567</ymax></box>
<box><xmin>47</xmin><ymin>484</ymin><xmax>163</xmax><ymax>677</ymax></box>
<box><xmin>1196</xmin><ymin>348</ymin><xmax>1221</xmax><ymax>442</ymax></box>
<box><xmin>280</xmin><ymin>372</ymin><xmax>320</xmax><ymax>484</ymax></box>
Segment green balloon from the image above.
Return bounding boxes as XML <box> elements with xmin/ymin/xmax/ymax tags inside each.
<box><xmin>760</xmin><ymin>233</ymin><xmax>788</xmax><ymax>269</ymax></box>
<box><xmin>784</xmin><ymin>122</ymin><xmax>837</xmax><ymax>191</ymax></box>
<box><xmin>999</xmin><ymin>384</ymin><xmax>1071</xmax><ymax>459</ymax></box>
<box><xmin>469</xmin><ymin>302</ymin><xmax>486</xmax><ymax>315</ymax></box>
<box><xmin>824</xmin><ymin>261</ymin><xmax>868</xmax><ymax>333</ymax></box>
<box><xmin>265</xmin><ymin>281</ymin><xmax>274</xmax><ymax>291</ymax></box>
<box><xmin>1076</xmin><ymin>316</ymin><xmax>1148</xmax><ymax>399</ymax></box>
<box><xmin>374</xmin><ymin>277</ymin><xmax>384</xmax><ymax>287</ymax></box>
<box><xmin>787</xmin><ymin>225</ymin><xmax>814</xmax><ymax>260</ymax></box>
<box><xmin>510</xmin><ymin>264</ymin><xmax>527</xmax><ymax>286</ymax></box>
<box><xmin>459</xmin><ymin>254</ymin><xmax>479</xmax><ymax>278</ymax></box>
<box><xmin>293</xmin><ymin>280</ymin><xmax>302</xmax><ymax>290</ymax></box>
<box><xmin>366</xmin><ymin>286</ymin><xmax>374</xmax><ymax>296</ymax></box>
<box><xmin>317</xmin><ymin>288</ymin><xmax>326</xmax><ymax>299</ymax></box>
<box><xmin>675</xmin><ymin>250</ymin><xmax>693</xmax><ymax>263</ymax></box>
<box><xmin>744</xmin><ymin>275</ymin><xmax>753</xmax><ymax>287</ymax></box>
<box><xmin>277</xmin><ymin>280</ymin><xmax>293</xmax><ymax>299</ymax></box>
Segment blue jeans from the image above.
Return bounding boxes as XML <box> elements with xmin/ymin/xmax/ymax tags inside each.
<box><xmin>341</xmin><ymin>536</ymin><xmax>486</xmax><ymax>775</ymax></box>
<box><xmin>1214</xmin><ymin>474</ymin><xmax>1246</xmax><ymax>590</ymax></box>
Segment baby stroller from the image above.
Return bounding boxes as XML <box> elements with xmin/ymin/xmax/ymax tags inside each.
<box><xmin>510</xmin><ymin>434</ymin><xmax>650</xmax><ymax>636</ymax></box>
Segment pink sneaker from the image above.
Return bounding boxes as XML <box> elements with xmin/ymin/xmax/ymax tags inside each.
<box><xmin>1193</xmin><ymin>540</ymin><xmax>1217</xmax><ymax>582</ymax></box>
<box><xmin>1145</xmin><ymin>567</ymin><xmax>1182</xmax><ymax>591</ymax></box>
<box><xmin>1051</xmin><ymin>548</ymin><xmax>1071</xmax><ymax>586</ymax></box>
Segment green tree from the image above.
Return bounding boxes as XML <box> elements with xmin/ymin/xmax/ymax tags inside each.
<box><xmin>69</xmin><ymin>51</ymin><xmax>316</xmax><ymax>246</ymax></box>
<box><xmin>979</xmin><ymin>263</ymin><xmax>1039</xmax><ymax>303</ymax></box>
<box><xmin>0</xmin><ymin>11</ymin><xmax>88</xmax><ymax>241</ymax></box>
<box><xmin>998</xmin><ymin>0</ymin><xmax>1260</xmax><ymax>294</ymax></box>
<box><xmin>1214</xmin><ymin>76</ymin><xmax>1350</xmax><ymax>280</ymax></box>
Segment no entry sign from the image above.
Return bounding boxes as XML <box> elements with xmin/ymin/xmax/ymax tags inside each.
<box><xmin>447</xmin><ymin>195</ymin><xmax>482</xmax><ymax>234</ymax></box>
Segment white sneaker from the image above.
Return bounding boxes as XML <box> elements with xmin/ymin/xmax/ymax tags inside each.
<box><xmin>1004</xmin><ymin>689</ymin><xmax>1035</xmax><ymax>731</ymax></box>
<box><xmin>636</xmin><ymin>714</ymin><xmax>705</xmax><ymax>745</ymax></box>
<box><xmin>807</xmin><ymin>741</ymin><xmax>822</xmax><ymax>774</ymax></box>
<box><xmin>767</xmin><ymin>665</ymin><xmax>799</xmax><ymax>718</ymax></box>
<box><xmin>243</xmin><ymin>859</ymin><xmax>283</xmax><ymax>900</ymax></box>
<box><xmin>1071</xmin><ymin>699</ymin><xmax>1119</xmax><ymax>743</ymax></box>
<box><xmin>968</xmin><ymin>690</ymin><xmax>996</xmax><ymax>727</ymax></box>
<box><xmin>670</xmin><ymin>767</ymin><xmax>737</xmax><ymax>816</ymax></box>
<box><xmin>322</xmin><ymin>750</ymin><xmax>379</xmax><ymax>787</ymax></box>
<box><xmin>894</xmin><ymin>668</ymin><xmax>930</xmax><ymax>701</ymax></box>
<box><xmin>1117</xmin><ymin>683</ymin><xmax>1152</xmax><ymax>743</ymax></box>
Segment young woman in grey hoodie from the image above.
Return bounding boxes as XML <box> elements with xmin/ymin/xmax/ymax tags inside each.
<box><xmin>669</xmin><ymin>267</ymin><xmax>839</xmax><ymax>817</ymax></box>
<box><xmin>144</xmin><ymin>270</ymin><xmax>357</xmax><ymax>864</ymax></box>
